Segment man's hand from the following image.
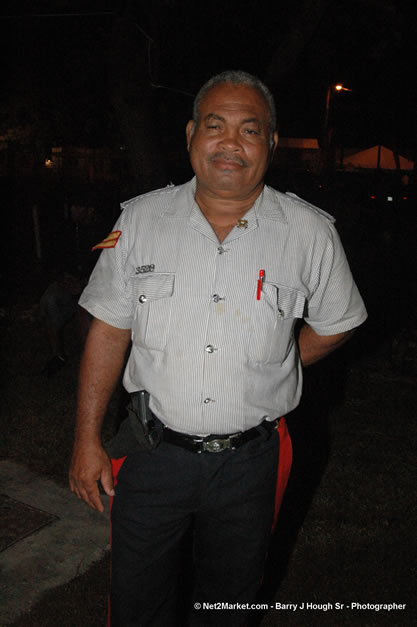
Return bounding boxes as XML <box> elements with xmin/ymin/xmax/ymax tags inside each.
<box><xmin>69</xmin><ymin>442</ymin><xmax>114</xmax><ymax>512</ymax></box>
<box><xmin>69</xmin><ymin>317</ymin><xmax>131</xmax><ymax>511</ymax></box>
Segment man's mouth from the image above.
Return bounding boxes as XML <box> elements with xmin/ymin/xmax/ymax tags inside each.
<box><xmin>209</xmin><ymin>153</ymin><xmax>248</xmax><ymax>168</ymax></box>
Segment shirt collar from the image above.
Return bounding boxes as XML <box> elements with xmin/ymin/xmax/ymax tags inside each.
<box><xmin>163</xmin><ymin>177</ymin><xmax>197</xmax><ymax>219</ymax></box>
<box><xmin>164</xmin><ymin>177</ymin><xmax>288</xmax><ymax>226</ymax></box>
<box><xmin>255</xmin><ymin>185</ymin><xmax>288</xmax><ymax>224</ymax></box>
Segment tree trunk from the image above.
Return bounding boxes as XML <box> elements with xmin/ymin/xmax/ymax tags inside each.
<box><xmin>264</xmin><ymin>0</ymin><xmax>328</xmax><ymax>82</ymax></box>
<box><xmin>107</xmin><ymin>16</ymin><xmax>167</xmax><ymax>196</ymax></box>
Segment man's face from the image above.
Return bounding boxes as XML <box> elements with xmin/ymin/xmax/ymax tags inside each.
<box><xmin>186</xmin><ymin>83</ymin><xmax>278</xmax><ymax>200</ymax></box>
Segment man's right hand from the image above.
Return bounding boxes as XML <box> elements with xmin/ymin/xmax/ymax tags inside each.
<box><xmin>69</xmin><ymin>442</ymin><xmax>115</xmax><ymax>512</ymax></box>
<box><xmin>69</xmin><ymin>318</ymin><xmax>131</xmax><ymax>511</ymax></box>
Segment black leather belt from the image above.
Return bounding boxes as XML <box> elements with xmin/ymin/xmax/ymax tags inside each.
<box><xmin>162</xmin><ymin>419</ymin><xmax>278</xmax><ymax>454</ymax></box>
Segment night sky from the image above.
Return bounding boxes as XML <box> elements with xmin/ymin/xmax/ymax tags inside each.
<box><xmin>1</xmin><ymin>0</ymin><xmax>416</xmax><ymax>161</ymax></box>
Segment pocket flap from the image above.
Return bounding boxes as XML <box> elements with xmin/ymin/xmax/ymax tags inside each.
<box><xmin>132</xmin><ymin>273</ymin><xmax>175</xmax><ymax>303</ymax></box>
<box><xmin>276</xmin><ymin>285</ymin><xmax>306</xmax><ymax>319</ymax></box>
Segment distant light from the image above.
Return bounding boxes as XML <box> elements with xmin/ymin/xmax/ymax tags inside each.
<box><xmin>45</xmin><ymin>159</ymin><xmax>53</xmax><ymax>168</ymax></box>
<box><xmin>403</xmin><ymin>196</ymin><xmax>407</xmax><ymax>201</ymax></box>
<box><xmin>387</xmin><ymin>196</ymin><xmax>393</xmax><ymax>202</ymax></box>
<box><xmin>370</xmin><ymin>195</ymin><xmax>375</xmax><ymax>200</ymax></box>
<box><xmin>334</xmin><ymin>84</ymin><xmax>352</xmax><ymax>92</ymax></box>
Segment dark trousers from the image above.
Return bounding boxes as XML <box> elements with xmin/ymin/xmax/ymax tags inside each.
<box><xmin>110</xmin><ymin>426</ymin><xmax>279</xmax><ymax>627</ymax></box>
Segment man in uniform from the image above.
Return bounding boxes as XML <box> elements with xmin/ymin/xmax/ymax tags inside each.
<box><xmin>69</xmin><ymin>70</ymin><xmax>367</xmax><ymax>626</ymax></box>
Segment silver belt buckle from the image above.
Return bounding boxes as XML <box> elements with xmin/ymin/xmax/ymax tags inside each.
<box><xmin>203</xmin><ymin>437</ymin><xmax>230</xmax><ymax>453</ymax></box>
<box><xmin>202</xmin><ymin>434</ymin><xmax>240</xmax><ymax>453</ymax></box>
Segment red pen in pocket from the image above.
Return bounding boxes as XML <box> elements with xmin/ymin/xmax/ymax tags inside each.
<box><xmin>256</xmin><ymin>269</ymin><xmax>265</xmax><ymax>300</ymax></box>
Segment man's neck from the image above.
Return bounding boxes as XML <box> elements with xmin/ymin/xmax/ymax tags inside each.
<box><xmin>194</xmin><ymin>183</ymin><xmax>263</xmax><ymax>227</ymax></box>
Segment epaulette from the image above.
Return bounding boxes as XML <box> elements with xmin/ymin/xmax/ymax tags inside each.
<box><xmin>285</xmin><ymin>192</ymin><xmax>336</xmax><ymax>223</ymax></box>
<box><xmin>121</xmin><ymin>182</ymin><xmax>178</xmax><ymax>210</ymax></box>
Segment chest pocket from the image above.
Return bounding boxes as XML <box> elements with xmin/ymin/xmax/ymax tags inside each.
<box><xmin>247</xmin><ymin>282</ymin><xmax>306</xmax><ymax>365</ymax></box>
<box><xmin>131</xmin><ymin>273</ymin><xmax>175</xmax><ymax>350</ymax></box>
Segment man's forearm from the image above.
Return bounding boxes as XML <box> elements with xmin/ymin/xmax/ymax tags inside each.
<box><xmin>69</xmin><ymin>317</ymin><xmax>131</xmax><ymax>511</ymax></box>
<box><xmin>298</xmin><ymin>323</ymin><xmax>355</xmax><ymax>367</ymax></box>
<box><xmin>74</xmin><ymin>317</ymin><xmax>131</xmax><ymax>445</ymax></box>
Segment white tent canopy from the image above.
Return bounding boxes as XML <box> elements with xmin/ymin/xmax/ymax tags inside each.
<box><xmin>343</xmin><ymin>145</ymin><xmax>414</xmax><ymax>171</ymax></box>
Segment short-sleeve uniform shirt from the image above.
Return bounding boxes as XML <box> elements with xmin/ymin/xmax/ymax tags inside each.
<box><xmin>80</xmin><ymin>178</ymin><xmax>367</xmax><ymax>436</ymax></box>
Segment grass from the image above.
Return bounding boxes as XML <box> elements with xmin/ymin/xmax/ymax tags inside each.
<box><xmin>259</xmin><ymin>353</ymin><xmax>417</xmax><ymax>626</ymax></box>
<box><xmin>3</xmin><ymin>265</ymin><xmax>417</xmax><ymax>626</ymax></box>
<box><xmin>2</xmin><ymin>289</ymin><xmax>123</xmax><ymax>484</ymax></box>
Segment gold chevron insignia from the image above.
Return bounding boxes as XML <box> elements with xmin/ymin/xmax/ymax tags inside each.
<box><xmin>91</xmin><ymin>230</ymin><xmax>122</xmax><ymax>251</ymax></box>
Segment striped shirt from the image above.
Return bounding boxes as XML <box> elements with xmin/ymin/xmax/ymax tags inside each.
<box><xmin>80</xmin><ymin>177</ymin><xmax>367</xmax><ymax>435</ymax></box>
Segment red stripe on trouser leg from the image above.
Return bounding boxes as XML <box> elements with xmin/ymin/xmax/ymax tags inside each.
<box><xmin>272</xmin><ymin>418</ymin><xmax>293</xmax><ymax>531</ymax></box>
<box><xmin>106</xmin><ymin>457</ymin><xmax>126</xmax><ymax>627</ymax></box>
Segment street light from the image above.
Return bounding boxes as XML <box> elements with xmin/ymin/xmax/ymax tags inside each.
<box><xmin>322</xmin><ymin>83</ymin><xmax>351</xmax><ymax>172</ymax></box>
<box><xmin>335</xmin><ymin>84</ymin><xmax>352</xmax><ymax>92</ymax></box>
<box><xmin>324</xmin><ymin>84</ymin><xmax>350</xmax><ymax>138</ymax></box>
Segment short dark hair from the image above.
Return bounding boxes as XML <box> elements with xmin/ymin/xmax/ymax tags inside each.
<box><xmin>192</xmin><ymin>70</ymin><xmax>277</xmax><ymax>138</ymax></box>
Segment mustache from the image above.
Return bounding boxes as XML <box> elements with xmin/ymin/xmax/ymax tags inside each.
<box><xmin>209</xmin><ymin>152</ymin><xmax>248</xmax><ymax>167</ymax></box>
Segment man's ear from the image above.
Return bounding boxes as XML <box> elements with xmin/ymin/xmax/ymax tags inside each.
<box><xmin>185</xmin><ymin>120</ymin><xmax>195</xmax><ymax>151</ymax></box>
<box><xmin>270</xmin><ymin>131</ymin><xmax>279</xmax><ymax>158</ymax></box>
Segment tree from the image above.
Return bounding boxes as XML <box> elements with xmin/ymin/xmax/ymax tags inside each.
<box><xmin>107</xmin><ymin>12</ymin><xmax>167</xmax><ymax>195</ymax></box>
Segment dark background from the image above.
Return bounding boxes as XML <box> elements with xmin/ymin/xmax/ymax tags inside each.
<box><xmin>1</xmin><ymin>0</ymin><xmax>416</xmax><ymax>183</ymax></box>
<box><xmin>2</xmin><ymin>3</ymin><xmax>416</xmax><ymax>625</ymax></box>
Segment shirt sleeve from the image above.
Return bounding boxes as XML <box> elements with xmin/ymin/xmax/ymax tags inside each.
<box><xmin>304</xmin><ymin>222</ymin><xmax>367</xmax><ymax>335</ymax></box>
<box><xmin>78</xmin><ymin>210</ymin><xmax>134</xmax><ymax>329</ymax></box>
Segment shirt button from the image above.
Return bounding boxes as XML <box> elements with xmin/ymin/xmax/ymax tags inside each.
<box><xmin>217</xmin><ymin>246</ymin><xmax>225</xmax><ymax>254</ymax></box>
<box><xmin>212</xmin><ymin>294</ymin><xmax>222</xmax><ymax>303</ymax></box>
<box><xmin>138</xmin><ymin>295</ymin><xmax>147</xmax><ymax>303</ymax></box>
<box><xmin>204</xmin><ymin>398</ymin><xmax>214</xmax><ymax>404</ymax></box>
<box><xmin>205</xmin><ymin>345</ymin><xmax>215</xmax><ymax>353</ymax></box>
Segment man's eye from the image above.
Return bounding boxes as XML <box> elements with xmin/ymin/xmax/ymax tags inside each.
<box><xmin>207</xmin><ymin>125</ymin><xmax>220</xmax><ymax>130</ymax></box>
<box><xmin>245</xmin><ymin>128</ymin><xmax>259</xmax><ymax>135</ymax></box>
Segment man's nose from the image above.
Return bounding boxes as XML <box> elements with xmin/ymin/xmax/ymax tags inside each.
<box><xmin>219</xmin><ymin>129</ymin><xmax>241</xmax><ymax>151</ymax></box>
